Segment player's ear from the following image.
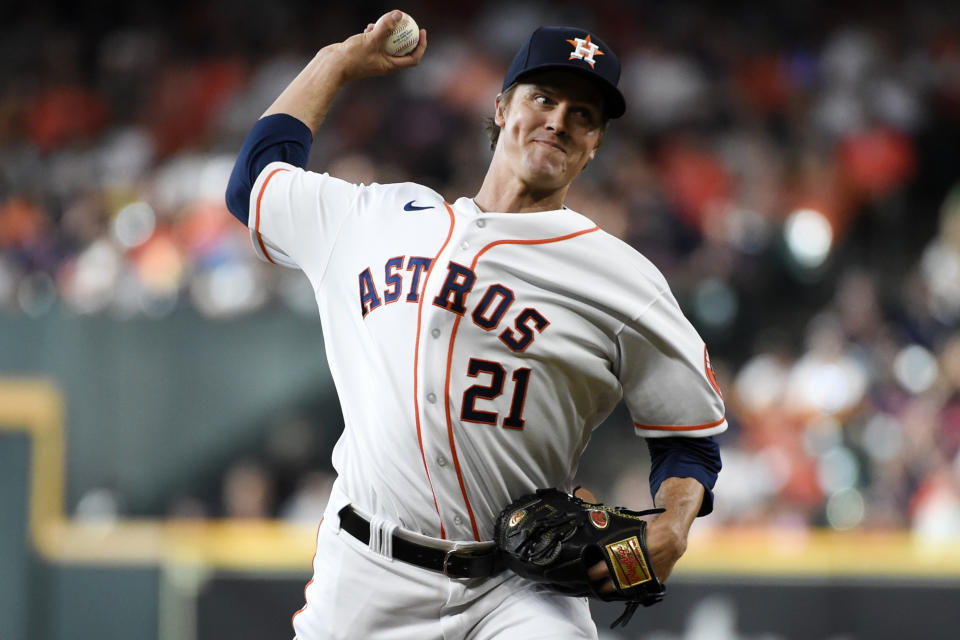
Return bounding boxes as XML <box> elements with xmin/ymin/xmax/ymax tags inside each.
<box><xmin>494</xmin><ymin>93</ymin><xmax>507</xmax><ymax>127</ymax></box>
<box><xmin>585</xmin><ymin>136</ymin><xmax>601</xmax><ymax>163</ymax></box>
<box><xmin>580</xmin><ymin>138</ymin><xmax>601</xmax><ymax>173</ymax></box>
<box><xmin>592</xmin><ymin>122</ymin><xmax>607</xmax><ymax>153</ymax></box>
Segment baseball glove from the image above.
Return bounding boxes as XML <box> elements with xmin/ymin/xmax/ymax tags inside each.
<box><xmin>494</xmin><ymin>488</ymin><xmax>665</xmax><ymax>628</ymax></box>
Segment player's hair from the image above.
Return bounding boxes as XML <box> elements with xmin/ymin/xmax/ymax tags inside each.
<box><xmin>484</xmin><ymin>83</ymin><xmax>608</xmax><ymax>152</ymax></box>
<box><xmin>484</xmin><ymin>84</ymin><xmax>519</xmax><ymax>151</ymax></box>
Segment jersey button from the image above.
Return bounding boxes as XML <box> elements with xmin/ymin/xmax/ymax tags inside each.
<box><xmin>426</xmin><ymin>392</ymin><xmax>437</xmax><ymax>403</ymax></box>
<box><xmin>454</xmin><ymin>515</ymin><xmax>464</xmax><ymax>526</ymax></box>
<box><xmin>476</xmin><ymin>219</ymin><xmax>486</xmax><ymax>228</ymax></box>
<box><xmin>430</xmin><ymin>328</ymin><xmax>441</xmax><ymax>338</ymax></box>
<box><xmin>460</xmin><ymin>241</ymin><xmax>470</xmax><ymax>250</ymax></box>
<box><xmin>437</xmin><ymin>456</ymin><xmax>447</xmax><ymax>467</ymax></box>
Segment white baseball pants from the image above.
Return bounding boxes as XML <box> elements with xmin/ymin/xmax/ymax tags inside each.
<box><xmin>291</xmin><ymin>513</ymin><xmax>598</xmax><ymax>640</ymax></box>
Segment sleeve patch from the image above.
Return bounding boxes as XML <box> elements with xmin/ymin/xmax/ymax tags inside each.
<box><xmin>704</xmin><ymin>345</ymin><xmax>723</xmax><ymax>398</ymax></box>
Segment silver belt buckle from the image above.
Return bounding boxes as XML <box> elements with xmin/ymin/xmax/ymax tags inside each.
<box><xmin>442</xmin><ymin>548</ymin><xmax>469</xmax><ymax>577</ymax></box>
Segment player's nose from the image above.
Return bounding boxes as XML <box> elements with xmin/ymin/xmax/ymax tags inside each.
<box><xmin>543</xmin><ymin>105</ymin><xmax>569</xmax><ymax>135</ymax></box>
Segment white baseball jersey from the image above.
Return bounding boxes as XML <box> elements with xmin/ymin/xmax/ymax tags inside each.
<box><xmin>248</xmin><ymin>160</ymin><xmax>726</xmax><ymax>543</ymax></box>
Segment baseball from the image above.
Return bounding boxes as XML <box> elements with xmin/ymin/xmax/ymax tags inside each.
<box><xmin>380</xmin><ymin>12</ymin><xmax>419</xmax><ymax>56</ymax></box>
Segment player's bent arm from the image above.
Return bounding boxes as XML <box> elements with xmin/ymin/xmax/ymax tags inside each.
<box><xmin>225</xmin><ymin>12</ymin><xmax>426</xmax><ymax>224</ymax></box>
<box><xmin>643</xmin><ymin>436</ymin><xmax>721</xmax><ymax>580</ymax></box>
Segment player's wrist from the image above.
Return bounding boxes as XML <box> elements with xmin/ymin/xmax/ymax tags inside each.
<box><xmin>312</xmin><ymin>44</ymin><xmax>355</xmax><ymax>86</ymax></box>
<box><xmin>650</xmin><ymin>513</ymin><xmax>691</xmax><ymax>555</ymax></box>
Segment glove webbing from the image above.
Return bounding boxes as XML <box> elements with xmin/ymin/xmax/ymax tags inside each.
<box><xmin>514</xmin><ymin>511</ymin><xmax>579</xmax><ymax>563</ymax></box>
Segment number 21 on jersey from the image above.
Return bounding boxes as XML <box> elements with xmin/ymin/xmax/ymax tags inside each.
<box><xmin>461</xmin><ymin>358</ymin><xmax>531</xmax><ymax>430</ymax></box>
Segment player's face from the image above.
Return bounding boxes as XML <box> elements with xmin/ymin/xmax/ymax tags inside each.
<box><xmin>495</xmin><ymin>71</ymin><xmax>605</xmax><ymax>193</ymax></box>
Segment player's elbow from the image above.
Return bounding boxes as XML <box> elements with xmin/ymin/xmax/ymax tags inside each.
<box><xmin>225</xmin><ymin>159</ymin><xmax>251</xmax><ymax>226</ymax></box>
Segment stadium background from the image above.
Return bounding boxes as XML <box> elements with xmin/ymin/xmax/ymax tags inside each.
<box><xmin>2</xmin><ymin>0</ymin><xmax>959</xmax><ymax>637</ymax></box>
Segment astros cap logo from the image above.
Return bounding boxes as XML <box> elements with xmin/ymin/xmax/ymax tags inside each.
<box><xmin>565</xmin><ymin>34</ymin><xmax>604</xmax><ymax>68</ymax></box>
<box><xmin>501</xmin><ymin>26</ymin><xmax>626</xmax><ymax>118</ymax></box>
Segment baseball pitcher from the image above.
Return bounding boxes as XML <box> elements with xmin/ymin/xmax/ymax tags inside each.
<box><xmin>226</xmin><ymin>11</ymin><xmax>726</xmax><ymax>639</ymax></box>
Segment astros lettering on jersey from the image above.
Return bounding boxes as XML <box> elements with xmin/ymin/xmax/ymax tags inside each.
<box><xmin>247</xmin><ymin>161</ymin><xmax>726</xmax><ymax>543</ymax></box>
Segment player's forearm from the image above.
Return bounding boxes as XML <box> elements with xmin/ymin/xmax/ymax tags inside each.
<box><xmin>649</xmin><ymin>476</ymin><xmax>704</xmax><ymax>576</ymax></box>
<box><xmin>261</xmin><ymin>46</ymin><xmax>351</xmax><ymax>134</ymax></box>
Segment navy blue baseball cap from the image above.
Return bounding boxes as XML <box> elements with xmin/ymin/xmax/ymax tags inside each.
<box><xmin>502</xmin><ymin>26</ymin><xmax>626</xmax><ymax>119</ymax></box>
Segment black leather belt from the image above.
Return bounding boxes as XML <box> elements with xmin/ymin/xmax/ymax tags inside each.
<box><xmin>338</xmin><ymin>505</ymin><xmax>501</xmax><ymax>579</ymax></box>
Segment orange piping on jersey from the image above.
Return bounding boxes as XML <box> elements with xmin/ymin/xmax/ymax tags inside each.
<box><xmin>442</xmin><ymin>222</ymin><xmax>601</xmax><ymax>541</ymax></box>
<box><xmin>291</xmin><ymin>518</ymin><xmax>322</xmax><ymax>632</ymax></box>
<box><xmin>253</xmin><ymin>167</ymin><xmax>289</xmax><ymax>265</ymax></box>
<box><xmin>633</xmin><ymin>416</ymin><xmax>727</xmax><ymax>431</ymax></box>
<box><xmin>412</xmin><ymin>202</ymin><xmax>457</xmax><ymax>539</ymax></box>
<box><xmin>442</xmin><ymin>308</ymin><xmax>481</xmax><ymax>541</ymax></box>
<box><xmin>254</xmin><ymin>231</ymin><xmax>275</xmax><ymax>265</ymax></box>
<box><xmin>471</xmin><ymin>225</ymin><xmax>600</xmax><ymax>260</ymax></box>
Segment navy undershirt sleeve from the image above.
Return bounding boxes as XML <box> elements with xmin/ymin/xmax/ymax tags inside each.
<box><xmin>646</xmin><ymin>435</ymin><xmax>722</xmax><ymax>517</ymax></box>
<box><xmin>225</xmin><ymin>113</ymin><xmax>313</xmax><ymax>224</ymax></box>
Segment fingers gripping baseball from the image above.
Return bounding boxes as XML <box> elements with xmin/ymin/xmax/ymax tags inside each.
<box><xmin>339</xmin><ymin>10</ymin><xmax>427</xmax><ymax>81</ymax></box>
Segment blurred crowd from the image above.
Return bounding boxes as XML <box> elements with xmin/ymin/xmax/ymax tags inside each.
<box><xmin>5</xmin><ymin>1</ymin><xmax>960</xmax><ymax>537</ymax></box>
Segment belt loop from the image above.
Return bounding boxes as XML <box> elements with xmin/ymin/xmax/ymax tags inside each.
<box><xmin>368</xmin><ymin>515</ymin><xmax>398</xmax><ymax>559</ymax></box>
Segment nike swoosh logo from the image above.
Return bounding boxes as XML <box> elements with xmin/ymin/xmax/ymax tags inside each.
<box><xmin>403</xmin><ymin>200</ymin><xmax>435</xmax><ymax>211</ymax></box>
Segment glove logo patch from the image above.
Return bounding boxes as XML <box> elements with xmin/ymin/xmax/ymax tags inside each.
<box><xmin>508</xmin><ymin>509</ymin><xmax>527</xmax><ymax>527</ymax></box>
<box><xmin>589</xmin><ymin>510</ymin><xmax>609</xmax><ymax>529</ymax></box>
<box><xmin>606</xmin><ymin>536</ymin><xmax>652</xmax><ymax>588</ymax></box>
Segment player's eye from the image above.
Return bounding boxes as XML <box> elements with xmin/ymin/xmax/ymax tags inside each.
<box><xmin>571</xmin><ymin>107</ymin><xmax>596</xmax><ymax>125</ymax></box>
